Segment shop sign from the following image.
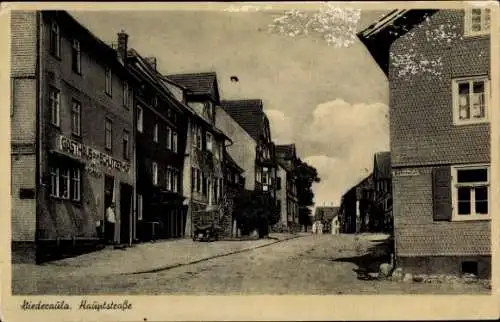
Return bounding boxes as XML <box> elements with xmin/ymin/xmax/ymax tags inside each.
<box><xmin>392</xmin><ymin>169</ymin><xmax>420</xmax><ymax>177</ymax></box>
<box><xmin>56</xmin><ymin>135</ymin><xmax>130</xmax><ymax>175</ymax></box>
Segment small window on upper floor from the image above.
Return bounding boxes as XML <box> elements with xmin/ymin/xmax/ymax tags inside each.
<box><xmin>72</xmin><ymin>39</ymin><xmax>81</xmax><ymax>74</ymax></box>
<box><xmin>465</xmin><ymin>8</ymin><xmax>491</xmax><ymax>37</ymax></box>
<box><xmin>50</xmin><ymin>22</ymin><xmax>61</xmax><ymax>58</ymax></box>
<box><xmin>452</xmin><ymin>76</ymin><xmax>489</xmax><ymax>125</ymax></box>
<box><xmin>105</xmin><ymin>67</ymin><xmax>112</xmax><ymax>96</ymax></box>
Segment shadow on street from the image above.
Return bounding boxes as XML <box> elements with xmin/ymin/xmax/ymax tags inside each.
<box><xmin>331</xmin><ymin>235</ymin><xmax>394</xmax><ymax>280</ymax></box>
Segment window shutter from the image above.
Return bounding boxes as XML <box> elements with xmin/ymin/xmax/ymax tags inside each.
<box><xmin>432</xmin><ymin>166</ymin><xmax>452</xmax><ymax>221</ymax></box>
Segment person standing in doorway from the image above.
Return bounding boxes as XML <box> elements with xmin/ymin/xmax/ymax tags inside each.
<box><xmin>106</xmin><ymin>202</ymin><xmax>116</xmax><ymax>245</ymax></box>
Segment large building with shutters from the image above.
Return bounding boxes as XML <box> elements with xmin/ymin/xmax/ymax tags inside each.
<box><xmin>11</xmin><ymin>11</ymin><xmax>137</xmax><ymax>263</ymax></box>
<box><xmin>358</xmin><ymin>9</ymin><xmax>492</xmax><ymax>277</ymax></box>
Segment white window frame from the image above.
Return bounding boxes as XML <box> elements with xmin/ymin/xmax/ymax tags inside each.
<box><xmin>71</xmin><ymin>168</ymin><xmax>81</xmax><ymax>201</ymax></box>
<box><xmin>137</xmin><ymin>194</ymin><xmax>143</xmax><ymax>220</ymax></box>
<box><xmin>60</xmin><ymin>168</ymin><xmax>70</xmax><ymax>199</ymax></box>
<box><xmin>452</xmin><ymin>76</ymin><xmax>490</xmax><ymax>125</ymax></box>
<box><xmin>71</xmin><ymin>99</ymin><xmax>81</xmax><ymax>136</ymax></box>
<box><xmin>123</xmin><ymin>81</ymin><xmax>129</xmax><ymax>107</ymax></box>
<box><xmin>206</xmin><ymin>132</ymin><xmax>213</xmax><ymax>152</ymax></box>
<box><xmin>451</xmin><ymin>164</ymin><xmax>490</xmax><ymax>221</ymax></box>
<box><xmin>137</xmin><ymin>106</ymin><xmax>143</xmax><ymax>133</ymax></box>
<box><xmin>50</xmin><ymin>21</ymin><xmax>60</xmax><ymax>57</ymax></box>
<box><xmin>123</xmin><ymin>130</ymin><xmax>130</xmax><ymax>159</ymax></box>
<box><xmin>72</xmin><ymin>39</ymin><xmax>81</xmax><ymax>74</ymax></box>
<box><xmin>49</xmin><ymin>87</ymin><xmax>60</xmax><ymax>127</ymax></box>
<box><xmin>153</xmin><ymin>122</ymin><xmax>159</xmax><ymax>143</ymax></box>
<box><xmin>172</xmin><ymin>131</ymin><xmax>178</xmax><ymax>153</ymax></box>
<box><xmin>152</xmin><ymin>162</ymin><xmax>158</xmax><ymax>186</ymax></box>
<box><xmin>464</xmin><ymin>8</ymin><xmax>491</xmax><ymax>37</ymax></box>
<box><xmin>166</xmin><ymin>167</ymin><xmax>172</xmax><ymax>191</ymax></box>
<box><xmin>105</xmin><ymin>118</ymin><xmax>113</xmax><ymax>151</ymax></box>
<box><xmin>166</xmin><ymin>127</ymin><xmax>172</xmax><ymax>150</ymax></box>
<box><xmin>50</xmin><ymin>167</ymin><xmax>59</xmax><ymax>197</ymax></box>
<box><xmin>105</xmin><ymin>67</ymin><xmax>112</xmax><ymax>96</ymax></box>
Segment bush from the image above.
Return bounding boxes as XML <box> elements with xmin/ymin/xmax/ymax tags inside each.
<box><xmin>233</xmin><ymin>190</ymin><xmax>280</xmax><ymax>237</ymax></box>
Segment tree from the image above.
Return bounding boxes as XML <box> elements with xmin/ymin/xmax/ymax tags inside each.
<box><xmin>233</xmin><ymin>190</ymin><xmax>280</xmax><ymax>238</ymax></box>
<box><xmin>293</xmin><ymin>158</ymin><xmax>320</xmax><ymax>231</ymax></box>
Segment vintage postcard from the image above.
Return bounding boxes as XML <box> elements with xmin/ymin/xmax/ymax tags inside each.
<box><xmin>1</xmin><ymin>1</ymin><xmax>499</xmax><ymax>321</ymax></box>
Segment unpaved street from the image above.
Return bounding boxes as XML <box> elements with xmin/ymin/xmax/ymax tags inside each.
<box><xmin>14</xmin><ymin>234</ymin><xmax>489</xmax><ymax>295</ymax></box>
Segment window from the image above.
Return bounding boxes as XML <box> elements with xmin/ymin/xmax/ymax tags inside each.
<box><xmin>105</xmin><ymin>67</ymin><xmax>112</xmax><ymax>96</ymax></box>
<box><xmin>49</xmin><ymin>166</ymin><xmax>81</xmax><ymax>201</ymax></box>
<box><xmin>166</xmin><ymin>168</ymin><xmax>172</xmax><ymax>191</ymax></box>
<box><xmin>105</xmin><ymin>118</ymin><xmax>112</xmax><ymax>151</ymax></box>
<box><xmin>123</xmin><ymin>130</ymin><xmax>130</xmax><ymax>159</ymax></box>
<box><xmin>206</xmin><ymin>132</ymin><xmax>213</xmax><ymax>152</ymax></box>
<box><xmin>72</xmin><ymin>39</ymin><xmax>81</xmax><ymax>74</ymax></box>
<box><xmin>262</xmin><ymin>167</ymin><xmax>269</xmax><ymax>185</ymax></box>
<box><xmin>137</xmin><ymin>194</ymin><xmax>143</xmax><ymax>220</ymax></box>
<box><xmin>192</xmin><ymin>168</ymin><xmax>201</xmax><ymax>193</ymax></box>
<box><xmin>465</xmin><ymin>8</ymin><xmax>490</xmax><ymax>36</ymax></box>
<box><xmin>166</xmin><ymin>127</ymin><xmax>172</xmax><ymax>150</ymax></box>
<box><xmin>71</xmin><ymin>99</ymin><xmax>81</xmax><ymax>136</ymax></box>
<box><xmin>453</xmin><ymin>77</ymin><xmax>489</xmax><ymax>125</ymax></box>
<box><xmin>49</xmin><ymin>87</ymin><xmax>60</xmax><ymax>126</ymax></box>
<box><xmin>137</xmin><ymin>106</ymin><xmax>143</xmax><ymax>133</ymax></box>
<box><xmin>153</xmin><ymin>122</ymin><xmax>159</xmax><ymax>143</ymax></box>
<box><xmin>123</xmin><ymin>81</ymin><xmax>129</xmax><ymax>107</ymax></box>
<box><xmin>192</xmin><ymin>124</ymin><xmax>202</xmax><ymax>150</ymax></box>
<box><xmin>50</xmin><ymin>167</ymin><xmax>59</xmax><ymax>197</ymax></box>
<box><xmin>172</xmin><ymin>170</ymin><xmax>178</xmax><ymax>193</ymax></box>
<box><xmin>452</xmin><ymin>165</ymin><xmax>490</xmax><ymax>220</ymax></box>
<box><xmin>152</xmin><ymin>162</ymin><xmax>158</xmax><ymax>185</ymax></box>
<box><xmin>172</xmin><ymin>131</ymin><xmax>178</xmax><ymax>153</ymax></box>
<box><xmin>50</xmin><ymin>22</ymin><xmax>60</xmax><ymax>57</ymax></box>
<box><xmin>71</xmin><ymin>169</ymin><xmax>81</xmax><ymax>201</ymax></box>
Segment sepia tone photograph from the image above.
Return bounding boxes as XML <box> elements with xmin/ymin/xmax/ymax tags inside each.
<box><xmin>2</xmin><ymin>1</ymin><xmax>499</xmax><ymax>320</ymax></box>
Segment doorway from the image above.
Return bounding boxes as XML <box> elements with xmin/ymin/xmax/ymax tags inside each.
<box><xmin>120</xmin><ymin>183</ymin><xmax>133</xmax><ymax>245</ymax></box>
<box><xmin>104</xmin><ymin>175</ymin><xmax>114</xmax><ymax>244</ymax></box>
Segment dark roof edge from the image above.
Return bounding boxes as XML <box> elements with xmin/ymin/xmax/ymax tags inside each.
<box><xmin>357</xmin><ymin>9</ymin><xmax>439</xmax><ymax>76</ymax></box>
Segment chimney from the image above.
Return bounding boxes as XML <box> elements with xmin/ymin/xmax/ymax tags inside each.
<box><xmin>145</xmin><ymin>57</ymin><xmax>157</xmax><ymax>71</ymax></box>
<box><xmin>117</xmin><ymin>30</ymin><xmax>128</xmax><ymax>64</ymax></box>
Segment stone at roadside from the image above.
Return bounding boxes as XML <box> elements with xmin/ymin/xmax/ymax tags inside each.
<box><xmin>403</xmin><ymin>273</ymin><xmax>413</xmax><ymax>282</ymax></box>
<box><xmin>391</xmin><ymin>268</ymin><xmax>404</xmax><ymax>281</ymax></box>
<box><xmin>379</xmin><ymin>263</ymin><xmax>392</xmax><ymax>278</ymax></box>
<box><xmin>462</xmin><ymin>273</ymin><xmax>478</xmax><ymax>284</ymax></box>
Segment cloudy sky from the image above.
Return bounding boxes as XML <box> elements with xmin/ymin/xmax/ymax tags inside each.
<box><xmin>71</xmin><ymin>5</ymin><xmax>390</xmax><ymax>208</ymax></box>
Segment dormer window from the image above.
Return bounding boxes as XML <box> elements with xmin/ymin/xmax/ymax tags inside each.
<box><xmin>465</xmin><ymin>8</ymin><xmax>490</xmax><ymax>36</ymax></box>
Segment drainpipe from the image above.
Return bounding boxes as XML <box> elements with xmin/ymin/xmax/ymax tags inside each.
<box><xmin>35</xmin><ymin>12</ymin><xmax>42</xmax><ymax>248</ymax></box>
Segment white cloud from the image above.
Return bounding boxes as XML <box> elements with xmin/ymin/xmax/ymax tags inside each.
<box><xmin>300</xmin><ymin>99</ymin><xmax>389</xmax><ymax>206</ymax></box>
<box><xmin>265</xmin><ymin>109</ymin><xmax>294</xmax><ymax>144</ymax></box>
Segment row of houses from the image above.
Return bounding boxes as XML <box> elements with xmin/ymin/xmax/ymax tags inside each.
<box><xmin>338</xmin><ymin>151</ymin><xmax>393</xmax><ymax>235</ymax></box>
<box><xmin>353</xmin><ymin>8</ymin><xmax>492</xmax><ymax>278</ymax></box>
<box><xmin>10</xmin><ymin>10</ymin><xmax>301</xmax><ymax>263</ymax></box>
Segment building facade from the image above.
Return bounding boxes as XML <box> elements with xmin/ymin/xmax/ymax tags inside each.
<box><xmin>166</xmin><ymin>72</ymin><xmax>229</xmax><ymax>237</ymax></box>
<box><xmin>11</xmin><ymin>11</ymin><xmax>136</xmax><ymax>262</ymax></box>
<box><xmin>338</xmin><ymin>174</ymin><xmax>374</xmax><ymax>234</ymax></box>
<box><xmin>359</xmin><ymin>9</ymin><xmax>492</xmax><ymax>277</ymax></box>
<box><xmin>127</xmin><ymin>51</ymin><xmax>188</xmax><ymax>241</ymax></box>
<box><xmin>275</xmin><ymin>144</ymin><xmax>299</xmax><ymax>231</ymax></box>
<box><xmin>219</xmin><ymin>100</ymin><xmax>278</xmax><ymax>198</ymax></box>
<box><xmin>372</xmin><ymin>151</ymin><xmax>393</xmax><ymax>233</ymax></box>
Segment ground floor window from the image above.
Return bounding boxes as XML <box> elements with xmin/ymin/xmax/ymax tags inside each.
<box><xmin>49</xmin><ymin>163</ymin><xmax>81</xmax><ymax>201</ymax></box>
<box><xmin>452</xmin><ymin>165</ymin><xmax>489</xmax><ymax>220</ymax></box>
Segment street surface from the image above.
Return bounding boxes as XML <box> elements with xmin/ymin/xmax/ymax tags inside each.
<box><xmin>13</xmin><ymin>234</ymin><xmax>489</xmax><ymax>295</ymax></box>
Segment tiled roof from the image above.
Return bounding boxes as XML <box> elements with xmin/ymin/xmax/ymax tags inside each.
<box><xmin>166</xmin><ymin>72</ymin><xmax>217</xmax><ymax>96</ymax></box>
<box><xmin>220</xmin><ymin>99</ymin><xmax>265</xmax><ymax>142</ymax></box>
<box><xmin>315</xmin><ymin>207</ymin><xmax>340</xmax><ymax>222</ymax></box>
<box><xmin>374</xmin><ymin>151</ymin><xmax>391</xmax><ymax>179</ymax></box>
